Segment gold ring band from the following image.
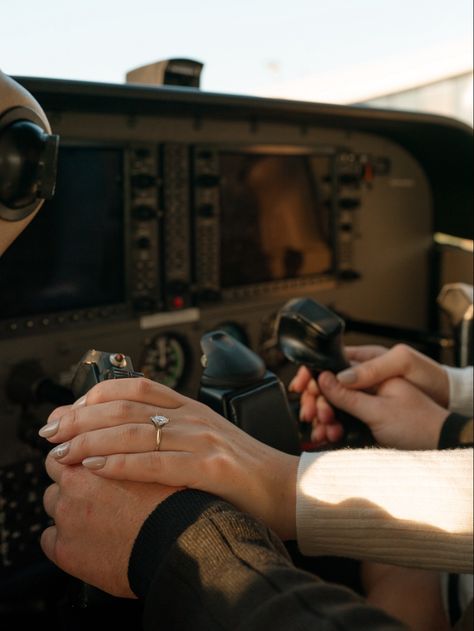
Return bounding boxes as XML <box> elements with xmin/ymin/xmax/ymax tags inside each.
<box><xmin>150</xmin><ymin>415</ymin><xmax>170</xmax><ymax>451</ymax></box>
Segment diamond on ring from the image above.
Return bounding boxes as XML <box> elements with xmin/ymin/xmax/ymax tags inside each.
<box><xmin>150</xmin><ymin>415</ymin><xmax>170</xmax><ymax>429</ymax></box>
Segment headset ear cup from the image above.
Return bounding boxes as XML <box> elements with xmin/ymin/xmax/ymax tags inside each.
<box><xmin>0</xmin><ymin>120</ymin><xmax>58</xmax><ymax>211</ymax></box>
<box><xmin>0</xmin><ymin>71</ymin><xmax>58</xmax><ymax>222</ymax></box>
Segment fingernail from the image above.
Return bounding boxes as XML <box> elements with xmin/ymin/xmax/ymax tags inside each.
<box><xmin>50</xmin><ymin>442</ymin><xmax>70</xmax><ymax>459</ymax></box>
<box><xmin>337</xmin><ymin>368</ymin><xmax>357</xmax><ymax>384</ymax></box>
<box><xmin>72</xmin><ymin>395</ymin><xmax>87</xmax><ymax>408</ymax></box>
<box><xmin>38</xmin><ymin>419</ymin><xmax>60</xmax><ymax>438</ymax></box>
<box><xmin>308</xmin><ymin>379</ymin><xmax>318</xmax><ymax>394</ymax></box>
<box><xmin>288</xmin><ymin>378</ymin><xmax>297</xmax><ymax>391</ymax></box>
<box><xmin>82</xmin><ymin>456</ymin><xmax>106</xmax><ymax>470</ymax></box>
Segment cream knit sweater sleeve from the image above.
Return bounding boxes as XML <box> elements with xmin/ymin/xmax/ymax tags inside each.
<box><xmin>444</xmin><ymin>366</ymin><xmax>473</xmax><ymax>416</ymax></box>
<box><xmin>296</xmin><ymin>448</ymin><xmax>473</xmax><ymax>573</ymax></box>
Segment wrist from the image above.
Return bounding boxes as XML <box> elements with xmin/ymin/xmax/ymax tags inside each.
<box><xmin>261</xmin><ymin>451</ymin><xmax>298</xmax><ymax>541</ymax></box>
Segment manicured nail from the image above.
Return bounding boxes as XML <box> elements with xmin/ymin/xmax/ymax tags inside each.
<box><xmin>82</xmin><ymin>456</ymin><xmax>106</xmax><ymax>470</ymax></box>
<box><xmin>337</xmin><ymin>368</ymin><xmax>357</xmax><ymax>384</ymax></box>
<box><xmin>50</xmin><ymin>442</ymin><xmax>70</xmax><ymax>459</ymax></box>
<box><xmin>38</xmin><ymin>419</ymin><xmax>60</xmax><ymax>438</ymax></box>
<box><xmin>72</xmin><ymin>395</ymin><xmax>87</xmax><ymax>408</ymax></box>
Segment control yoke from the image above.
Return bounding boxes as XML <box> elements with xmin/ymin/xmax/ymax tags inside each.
<box><xmin>276</xmin><ymin>297</ymin><xmax>374</xmax><ymax>446</ymax></box>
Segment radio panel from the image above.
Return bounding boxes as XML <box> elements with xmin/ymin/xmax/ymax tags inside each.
<box><xmin>0</xmin><ymin>140</ymin><xmax>372</xmax><ymax>337</ymax></box>
<box><xmin>162</xmin><ymin>143</ymin><xmax>193</xmax><ymax>310</ymax></box>
<box><xmin>192</xmin><ymin>146</ymin><xmax>221</xmax><ymax>297</ymax></box>
<box><xmin>129</xmin><ymin>143</ymin><xmax>161</xmax><ymax>313</ymax></box>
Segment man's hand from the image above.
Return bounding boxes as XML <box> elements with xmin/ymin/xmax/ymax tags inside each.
<box><xmin>41</xmin><ymin>455</ymin><xmax>178</xmax><ymax>597</ymax></box>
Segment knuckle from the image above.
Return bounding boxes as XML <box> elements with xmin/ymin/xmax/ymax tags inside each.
<box><xmin>62</xmin><ymin>407</ymin><xmax>79</xmax><ymax>430</ymax></box>
<box><xmin>199</xmin><ymin>427</ymin><xmax>220</xmax><ymax>448</ymax></box>
<box><xmin>337</xmin><ymin>385</ymin><xmax>352</xmax><ymax>405</ymax></box>
<box><xmin>142</xmin><ymin>451</ymin><xmax>161</xmax><ymax>474</ymax></box>
<box><xmin>392</xmin><ymin>344</ymin><xmax>412</xmax><ymax>368</ymax></box>
<box><xmin>108</xmin><ymin>453</ymin><xmax>128</xmax><ymax>475</ymax></box>
<box><xmin>55</xmin><ymin>493</ymin><xmax>73</xmax><ymax>524</ymax></box>
<box><xmin>86</xmin><ymin>381</ymin><xmax>108</xmax><ymax>405</ymax></box>
<box><xmin>206</xmin><ymin>450</ymin><xmax>231</xmax><ymax>477</ymax></box>
<box><xmin>73</xmin><ymin>432</ymin><xmax>89</xmax><ymax>453</ymax></box>
<box><xmin>189</xmin><ymin>414</ymin><xmax>211</xmax><ymax>430</ymax></box>
<box><xmin>43</xmin><ymin>484</ymin><xmax>57</xmax><ymax>514</ymax></box>
<box><xmin>58</xmin><ymin>464</ymin><xmax>82</xmax><ymax>489</ymax></box>
<box><xmin>121</xmin><ymin>423</ymin><xmax>143</xmax><ymax>444</ymax></box>
<box><xmin>134</xmin><ymin>377</ymin><xmax>153</xmax><ymax>399</ymax></box>
<box><xmin>112</xmin><ymin>399</ymin><xmax>134</xmax><ymax>421</ymax></box>
<box><xmin>53</xmin><ymin>537</ymin><xmax>71</xmax><ymax>573</ymax></box>
<box><xmin>361</xmin><ymin>361</ymin><xmax>378</xmax><ymax>383</ymax></box>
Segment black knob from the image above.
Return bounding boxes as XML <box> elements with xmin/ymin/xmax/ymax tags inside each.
<box><xmin>277</xmin><ymin>298</ymin><xmax>349</xmax><ymax>374</ymax></box>
<box><xmin>200</xmin><ymin>330</ymin><xmax>266</xmax><ymax>388</ymax></box>
<box><xmin>0</xmin><ymin>120</ymin><xmax>59</xmax><ymax>216</ymax></box>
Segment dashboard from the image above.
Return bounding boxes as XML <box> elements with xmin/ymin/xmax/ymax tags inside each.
<box><xmin>0</xmin><ymin>76</ymin><xmax>472</xmax><ymax>624</ymax></box>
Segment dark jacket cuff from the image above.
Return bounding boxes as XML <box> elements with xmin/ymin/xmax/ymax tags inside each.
<box><xmin>128</xmin><ymin>489</ymin><xmax>220</xmax><ymax>598</ymax></box>
<box><xmin>438</xmin><ymin>413</ymin><xmax>473</xmax><ymax>449</ymax></box>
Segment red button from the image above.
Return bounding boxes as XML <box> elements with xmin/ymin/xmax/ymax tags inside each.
<box><xmin>172</xmin><ymin>296</ymin><xmax>185</xmax><ymax>309</ymax></box>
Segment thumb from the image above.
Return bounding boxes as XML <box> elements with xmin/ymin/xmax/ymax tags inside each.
<box><xmin>318</xmin><ymin>372</ymin><xmax>381</xmax><ymax>427</ymax></box>
<box><xmin>336</xmin><ymin>352</ymin><xmax>399</xmax><ymax>390</ymax></box>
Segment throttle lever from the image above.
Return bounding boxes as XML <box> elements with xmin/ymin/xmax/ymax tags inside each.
<box><xmin>276</xmin><ymin>297</ymin><xmax>373</xmax><ymax>446</ymax></box>
<box><xmin>66</xmin><ymin>349</ymin><xmax>144</xmax><ymax>627</ymax></box>
<box><xmin>71</xmin><ymin>349</ymin><xmax>143</xmax><ymax>399</ymax></box>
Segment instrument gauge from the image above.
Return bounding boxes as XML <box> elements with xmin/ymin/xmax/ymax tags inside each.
<box><xmin>141</xmin><ymin>334</ymin><xmax>187</xmax><ymax>389</ymax></box>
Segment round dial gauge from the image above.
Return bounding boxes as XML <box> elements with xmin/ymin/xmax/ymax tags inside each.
<box><xmin>141</xmin><ymin>334</ymin><xmax>187</xmax><ymax>389</ymax></box>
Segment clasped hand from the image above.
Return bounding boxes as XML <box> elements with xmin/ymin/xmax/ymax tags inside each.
<box><xmin>39</xmin><ymin>342</ymin><xmax>452</xmax><ymax>597</ymax></box>
<box><xmin>291</xmin><ymin>343</ymin><xmax>450</xmax><ymax>449</ymax></box>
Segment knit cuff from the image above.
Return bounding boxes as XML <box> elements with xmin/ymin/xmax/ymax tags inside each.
<box><xmin>128</xmin><ymin>489</ymin><xmax>220</xmax><ymax>598</ymax></box>
<box><xmin>444</xmin><ymin>366</ymin><xmax>474</xmax><ymax>416</ymax></box>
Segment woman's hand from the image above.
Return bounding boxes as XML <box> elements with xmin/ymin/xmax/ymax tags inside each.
<box><xmin>39</xmin><ymin>378</ymin><xmax>299</xmax><ymax>541</ymax></box>
<box><xmin>314</xmin><ymin>372</ymin><xmax>449</xmax><ymax>449</ymax></box>
<box><xmin>289</xmin><ymin>344</ymin><xmax>450</xmax><ymax>448</ymax></box>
